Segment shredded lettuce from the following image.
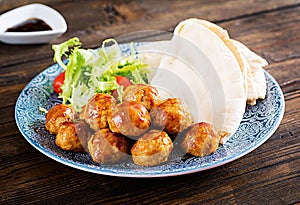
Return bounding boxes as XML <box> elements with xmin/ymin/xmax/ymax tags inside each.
<box><xmin>52</xmin><ymin>37</ymin><xmax>82</xmax><ymax>70</ymax></box>
<box><xmin>52</xmin><ymin>37</ymin><xmax>150</xmax><ymax>111</ymax></box>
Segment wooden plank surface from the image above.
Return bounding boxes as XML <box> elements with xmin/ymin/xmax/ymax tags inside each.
<box><xmin>0</xmin><ymin>0</ymin><xmax>299</xmax><ymax>204</ymax></box>
<box><xmin>1</xmin><ymin>0</ymin><xmax>300</xmax><ymax>66</ymax></box>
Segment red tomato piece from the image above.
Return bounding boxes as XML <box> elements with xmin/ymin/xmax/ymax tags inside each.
<box><xmin>115</xmin><ymin>76</ymin><xmax>132</xmax><ymax>89</ymax></box>
<box><xmin>112</xmin><ymin>89</ymin><xmax>119</xmax><ymax>99</ymax></box>
<box><xmin>112</xmin><ymin>76</ymin><xmax>133</xmax><ymax>99</ymax></box>
<box><xmin>53</xmin><ymin>71</ymin><xmax>65</xmax><ymax>94</ymax></box>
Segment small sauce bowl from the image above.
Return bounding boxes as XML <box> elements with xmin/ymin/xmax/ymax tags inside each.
<box><xmin>0</xmin><ymin>3</ymin><xmax>67</xmax><ymax>44</ymax></box>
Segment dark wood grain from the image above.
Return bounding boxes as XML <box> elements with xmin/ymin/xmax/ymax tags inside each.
<box><xmin>1</xmin><ymin>0</ymin><xmax>299</xmax><ymax>204</ymax></box>
<box><xmin>1</xmin><ymin>0</ymin><xmax>300</xmax><ymax>66</ymax></box>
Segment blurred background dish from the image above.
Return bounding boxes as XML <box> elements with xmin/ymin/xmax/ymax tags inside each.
<box><xmin>0</xmin><ymin>3</ymin><xmax>67</xmax><ymax>44</ymax></box>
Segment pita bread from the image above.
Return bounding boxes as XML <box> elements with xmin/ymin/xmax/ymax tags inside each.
<box><xmin>232</xmin><ymin>40</ymin><xmax>268</xmax><ymax>105</ymax></box>
<box><xmin>244</xmin><ymin>60</ymin><xmax>258</xmax><ymax>105</ymax></box>
<box><xmin>173</xmin><ymin>19</ymin><xmax>246</xmax><ymax>143</ymax></box>
<box><xmin>190</xmin><ymin>19</ymin><xmax>268</xmax><ymax>105</ymax></box>
<box><xmin>188</xmin><ymin>19</ymin><xmax>249</xmax><ymax>99</ymax></box>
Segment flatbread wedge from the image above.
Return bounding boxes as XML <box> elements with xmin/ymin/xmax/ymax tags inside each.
<box><xmin>187</xmin><ymin>18</ymin><xmax>249</xmax><ymax>97</ymax></box>
<box><xmin>189</xmin><ymin>18</ymin><xmax>268</xmax><ymax>105</ymax></box>
<box><xmin>232</xmin><ymin>40</ymin><xmax>268</xmax><ymax>105</ymax></box>
<box><xmin>174</xmin><ymin>18</ymin><xmax>246</xmax><ymax>144</ymax></box>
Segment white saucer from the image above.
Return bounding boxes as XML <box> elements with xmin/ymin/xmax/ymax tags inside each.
<box><xmin>0</xmin><ymin>3</ymin><xmax>67</xmax><ymax>44</ymax></box>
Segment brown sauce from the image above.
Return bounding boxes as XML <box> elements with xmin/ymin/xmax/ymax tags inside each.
<box><xmin>6</xmin><ymin>18</ymin><xmax>52</xmax><ymax>32</ymax></box>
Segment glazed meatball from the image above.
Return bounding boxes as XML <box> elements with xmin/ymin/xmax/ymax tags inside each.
<box><xmin>88</xmin><ymin>128</ymin><xmax>129</xmax><ymax>164</ymax></box>
<box><xmin>123</xmin><ymin>84</ymin><xmax>160</xmax><ymax>110</ymax></box>
<box><xmin>181</xmin><ymin>122</ymin><xmax>220</xmax><ymax>157</ymax></box>
<box><xmin>79</xmin><ymin>93</ymin><xmax>116</xmax><ymax>131</ymax></box>
<box><xmin>150</xmin><ymin>98</ymin><xmax>192</xmax><ymax>134</ymax></box>
<box><xmin>131</xmin><ymin>130</ymin><xmax>173</xmax><ymax>166</ymax></box>
<box><xmin>108</xmin><ymin>101</ymin><xmax>151</xmax><ymax>137</ymax></box>
<box><xmin>45</xmin><ymin>104</ymin><xmax>75</xmax><ymax>134</ymax></box>
<box><xmin>55</xmin><ymin>121</ymin><xmax>92</xmax><ymax>152</ymax></box>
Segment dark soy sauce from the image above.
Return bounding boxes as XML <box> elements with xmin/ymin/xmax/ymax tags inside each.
<box><xmin>6</xmin><ymin>18</ymin><xmax>52</xmax><ymax>32</ymax></box>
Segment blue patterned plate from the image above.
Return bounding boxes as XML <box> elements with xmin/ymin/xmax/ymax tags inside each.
<box><xmin>15</xmin><ymin>44</ymin><xmax>284</xmax><ymax>177</ymax></box>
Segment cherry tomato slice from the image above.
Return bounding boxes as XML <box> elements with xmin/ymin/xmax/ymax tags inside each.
<box><xmin>115</xmin><ymin>76</ymin><xmax>132</xmax><ymax>89</ymax></box>
<box><xmin>53</xmin><ymin>71</ymin><xmax>65</xmax><ymax>94</ymax></box>
<box><xmin>112</xmin><ymin>76</ymin><xmax>133</xmax><ymax>99</ymax></box>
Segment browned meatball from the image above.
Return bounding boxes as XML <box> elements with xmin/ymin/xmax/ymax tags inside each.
<box><xmin>45</xmin><ymin>104</ymin><xmax>75</xmax><ymax>134</ymax></box>
<box><xmin>123</xmin><ymin>84</ymin><xmax>160</xmax><ymax>110</ymax></box>
<box><xmin>150</xmin><ymin>98</ymin><xmax>192</xmax><ymax>134</ymax></box>
<box><xmin>79</xmin><ymin>93</ymin><xmax>116</xmax><ymax>131</ymax></box>
<box><xmin>131</xmin><ymin>130</ymin><xmax>173</xmax><ymax>166</ymax></box>
<box><xmin>88</xmin><ymin>128</ymin><xmax>129</xmax><ymax>164</ymax></box>
<box><xmin>181</xmin><ymin>122</ymin><xmax>220</xmax><ymax>157</ymax></box>
<box><xmin>108</xmin><ymin>101</ymin><xmax>151</xmax><ymax>137</ymax></box>
<box><xmin>55</xmin><ymin>121</ymin><xmax>92</xmax><ymax>152</ymax></box>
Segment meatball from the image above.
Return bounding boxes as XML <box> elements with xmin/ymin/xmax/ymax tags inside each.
<box><xmin>45</xmin><ymin>104</ymin><xmax>75</xmax><ymax>134</ymax></box>
<box><xmin>181</xmin><ymin>122</ymin><xmax>220</xmax><ymax>157</ymax></box>
<box><xmin>79</xmin><ymin>93</ymin><xmax>116</xmax><ymax>131</ymax></box>
<box><xmin>55</xmin><ymin>121</ymin><xmax>92</xmax><ymax>152</ymax></box>
<box><xmin>150</xmin><ymin>98</ymin><xmax>192</xmax><ymax>134</ymax></box>
<box><xmin>123</xmin><ymin>84</ymin><xmax>160</xmax><ymax>110</ymax></box>
<box><xmin>131</xmin><ymin>130</ymin><xmax>173</xmax><ymax>166</ymax></box>
<box><xmin>88</xmin><ymin>128</ymin><xmax>129</xmax><ymax>164</ymax></box>
<box><xmin>108</xmin><ymin>101</ymin><xmax>151</xmax><ymax>137</ymax></box>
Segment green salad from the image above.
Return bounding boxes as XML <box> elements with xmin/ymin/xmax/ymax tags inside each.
<box><xmin>52</xmin><ymin>37</ymin><xmax>150</xmax><ymax>111</ymax></box>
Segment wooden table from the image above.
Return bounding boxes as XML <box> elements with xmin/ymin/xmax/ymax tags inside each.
<box><xmin>1</xmin><ymin>0</ymin><xmax>299</xmax><ymax>204</ymax></box>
